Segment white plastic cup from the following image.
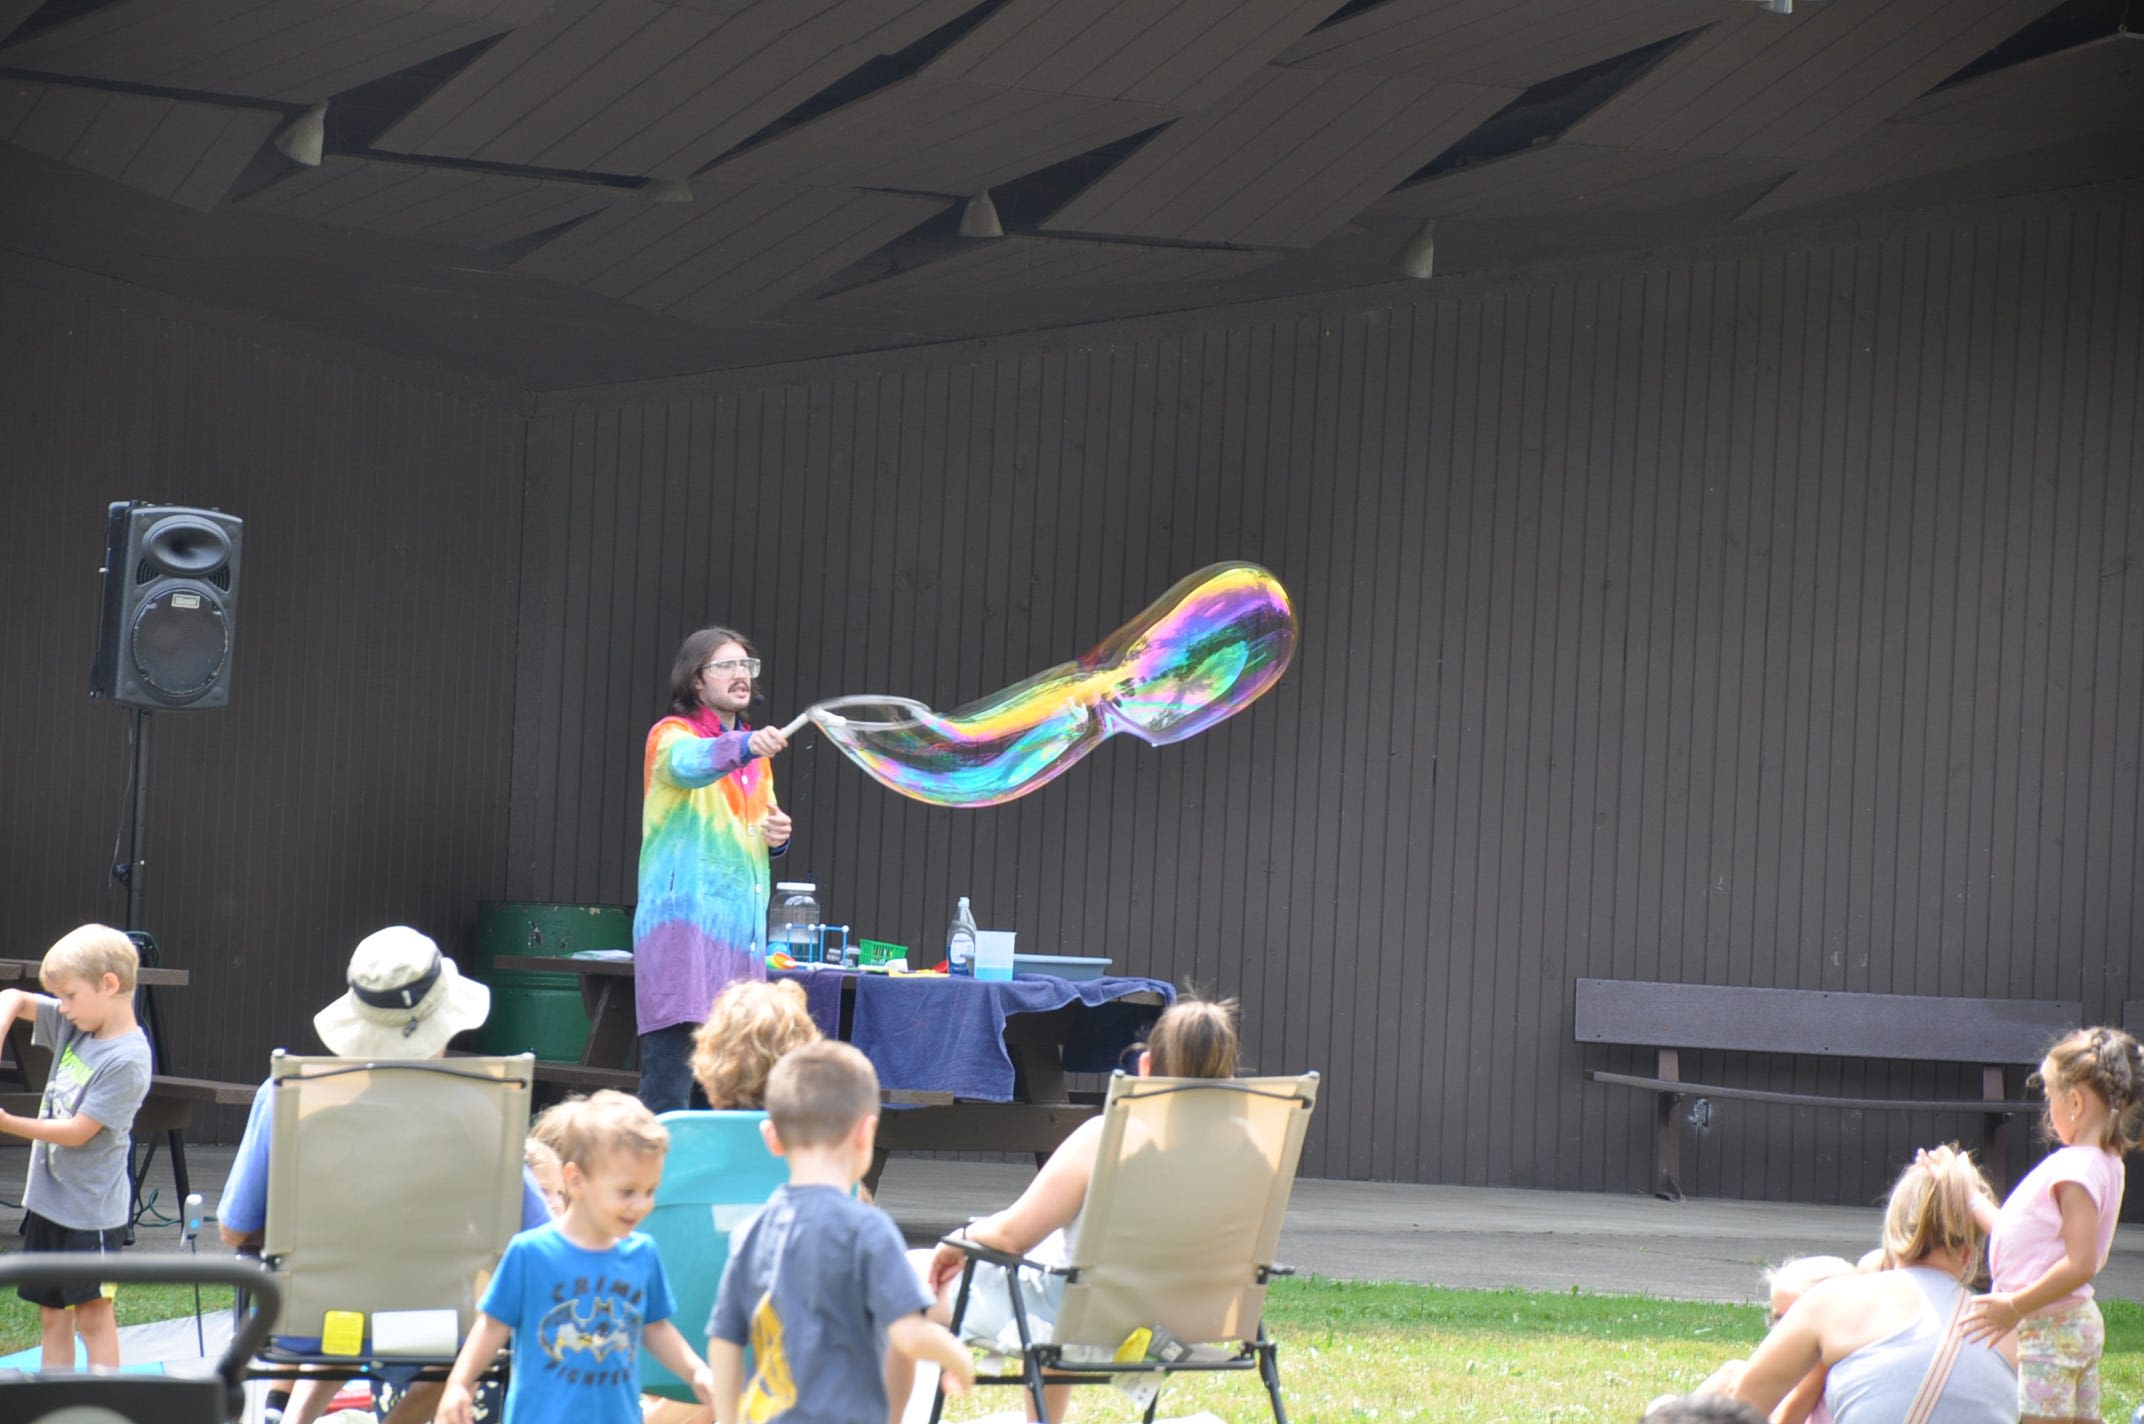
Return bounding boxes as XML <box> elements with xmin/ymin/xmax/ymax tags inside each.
<box><xmin>975</xmin><ymin>930</ymin><xmax>1016</xmax><ymax>981</ymax></box>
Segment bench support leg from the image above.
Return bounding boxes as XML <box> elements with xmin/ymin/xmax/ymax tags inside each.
<box><xmin>1982</xmin><ymin>1066</ymin><xmax>2009</xmax><ymax>1194</ymax></box>
<box><xmin>1654</xmin><ymin>1049</ymin><xmax>1684</xmax><ymax>1202</ymax></box>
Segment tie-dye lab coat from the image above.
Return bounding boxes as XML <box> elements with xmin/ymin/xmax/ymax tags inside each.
<box><xmin>633</xmin><ymin>709</ymin><xmax>776</xmax><ymax>1035</ymax></box>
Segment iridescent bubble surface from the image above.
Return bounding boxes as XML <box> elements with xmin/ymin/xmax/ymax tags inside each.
<box><xmin>812</xmin><ymin>562</ymin><xmax>1297</xmax><ymax>807</ymax></box>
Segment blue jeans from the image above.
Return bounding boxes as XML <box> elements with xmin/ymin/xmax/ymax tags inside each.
<box><xmin>637</xmin><ymin>1024</ymin><xmax>710</xmax><ymax>1114</ymax></box>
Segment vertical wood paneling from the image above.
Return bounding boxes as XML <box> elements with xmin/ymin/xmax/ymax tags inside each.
<box><xmin>11</xmin><ymin>186</ymin><xmax>2123</xmax><ymax>1200</ymax></box>
<box><xmin>512</xmin><ymin>187</ymin><xmax>2142</xmax><ymax>1195</ymax></box>
<box><xmin>0</xmin><ymin>260</ymin><xmax>527</xmax><ymax>1108</ymax></box>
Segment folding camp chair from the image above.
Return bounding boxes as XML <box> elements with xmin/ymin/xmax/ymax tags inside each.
<box><xmin>935</xmin><ymin>1070</ymin><xmax>1320</xmax><ymax>1424</ymax></box>
<box><xmin>0</xmin><ymin>1253</ymin><xmax>279</xmax><ymax>1423</ymax></box>
<box><xmin>638</xmin><ymin>1109</ymin><xmax>788</xmax><ymax>1400</ymax></box>
<box><xmin>245</xmin><ymin>1052</ymin><xmax>533</xmax><ymax>1395</ymax></box>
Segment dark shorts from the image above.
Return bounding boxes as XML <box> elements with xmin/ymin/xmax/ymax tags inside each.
<box><xmin>15</xmin><ymin>1210</ymin><xmax>124</xmax><ymax>1309</ymax></box>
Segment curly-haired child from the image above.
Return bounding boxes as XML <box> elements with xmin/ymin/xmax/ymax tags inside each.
<box><xmin>689</xmin><ymin>978</ymin><xmax>820</xmax><ymax>1110</ymax></box>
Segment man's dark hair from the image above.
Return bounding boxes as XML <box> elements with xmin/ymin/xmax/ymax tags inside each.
<box><xmin>667</xmin><ymin>626</ymin><xmax>759</xmax><ymax>716</ymax></box>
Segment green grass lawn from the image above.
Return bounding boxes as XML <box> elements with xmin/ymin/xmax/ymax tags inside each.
<box><xmin>3</xmin><ymin>1276</ymin><xmax>2140</xmax><ymax>1422</ymax></box>
<box><xmin>937</xmin><ymin>1277</ymin><xmax>2144</xmax><ymax>1422</ymax></box>
<box><xmin>0</xmin><ymin>1282</ymin><xmax>234</xmax><ymax>1357</ymax></box>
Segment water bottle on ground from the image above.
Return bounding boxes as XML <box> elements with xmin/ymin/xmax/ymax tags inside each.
<box><xmin>947</xmin><ymin>896</ymin><xmax>978</xmax><ymax>976</ymax></box>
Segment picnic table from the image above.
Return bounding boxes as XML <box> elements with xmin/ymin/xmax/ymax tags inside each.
<box><xmin>493</xmin><ymin>954</ymin><xmax>1172</xmax><ymax>1190</ymax></box>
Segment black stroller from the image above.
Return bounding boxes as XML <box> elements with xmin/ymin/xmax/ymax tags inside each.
<box><xmin>0</xmin><ymin>1253</ymin><xmax>279</xmax><ymax>1424</ymax></box>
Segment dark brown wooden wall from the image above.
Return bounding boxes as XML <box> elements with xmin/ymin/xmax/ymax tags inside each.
<box><xmin>4</xmin><ymin>185</ymin><xmax>2139</xmax><ymax>1202</ymax></box>
<box><xmin>0</xmin><ymin>256</ymin><xmax>530</xmax><ymax>1117</ymax></box>
<box><xmin>514</xmin><ymin>188</ymin><xmax>2144</xmax><ymax>1197</ymax></box>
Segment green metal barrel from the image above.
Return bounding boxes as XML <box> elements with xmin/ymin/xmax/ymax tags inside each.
<box><xmin>467</xmin><ymin>901</ymin><xmax>631</xmax><ymax>1062</ymax></box>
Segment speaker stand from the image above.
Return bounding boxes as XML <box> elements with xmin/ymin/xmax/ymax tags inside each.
<box><xmin>125</xmin><ymin>708</ymin><xmax>149</xmax><ymax>931</ymax></box>
<box><xmin>116</xmin><ymin>707</ymin><xmax>194</xmax><ymax>1244</ymax></box>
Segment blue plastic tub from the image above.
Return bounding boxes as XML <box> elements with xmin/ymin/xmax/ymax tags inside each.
<box><xmin>1012</xmin><ymin>954</ymin><xmax>1112</xmax><ymax>981</ymax></box>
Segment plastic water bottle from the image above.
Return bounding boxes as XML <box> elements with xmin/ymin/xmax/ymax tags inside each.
<box><xmin>771</xmin><ymin>882</ymin><xmax>820</xmax><ymax>962</ymax></box>
<box><xmin>947</xmin><ymin>896</ymin><xmax>978</xmax><ymax>977</ymax></box>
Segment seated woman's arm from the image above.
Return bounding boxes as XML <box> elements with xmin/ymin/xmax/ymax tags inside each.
<box><xmin>1728</xmin><ymin>1295</ymin><xmax>1828</xmax><ymax>1415</ymax></box>
<box><xmin>1768</xmin><ymin>1361</ymin><xmax>1828</xmax><ymax>1424</ymax></box>
<box><xmin>926</xmin><ymin>1117</ymin><xmax>1103</xmax><ymax>1295</ymax></box>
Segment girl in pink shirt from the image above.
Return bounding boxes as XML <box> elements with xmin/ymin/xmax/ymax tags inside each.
<box><xmin>1961</xmin><ymin>1026</ymin><xmax>2141</xmax><ymax>1424</ymax></box>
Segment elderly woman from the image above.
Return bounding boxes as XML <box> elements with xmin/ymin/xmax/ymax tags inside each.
<box><xmin>1729</xmin><ymin>1145</ymin><xmax>2018</xmax><ymax>1423</ymax></box>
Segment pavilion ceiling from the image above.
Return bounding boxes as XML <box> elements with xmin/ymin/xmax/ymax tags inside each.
<box><xmin>2</xmin><ymin>0</ymin><xmax>2139</xmax><ymax>388</ymax></box>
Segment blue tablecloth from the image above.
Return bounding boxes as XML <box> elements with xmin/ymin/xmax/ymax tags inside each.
<box><xmin>772</xmin><ymin>970</ymin><xmax>1174</xmax><ymax>1101</ymax></box>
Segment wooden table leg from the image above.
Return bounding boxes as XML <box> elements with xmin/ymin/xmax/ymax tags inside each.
<box><xmin>580</xmin><ymin>974</ymin><xmax>637</xmax><ymax>1070</ymax></box>
<box><xmin>1003</xmin><ymin>1009</ymin><xmax>1076</xmax><ymax>1169</ymax></box>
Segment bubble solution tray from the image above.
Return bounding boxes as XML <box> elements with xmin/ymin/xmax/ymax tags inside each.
<box><xmin>1011</xmin><ymin>954</ymin><xmax>1112</xmax><ymax>982</ymax></box>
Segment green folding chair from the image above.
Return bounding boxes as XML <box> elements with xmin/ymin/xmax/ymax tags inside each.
<box><xmin>638</xmin><ymin>1109</ymin><xmax>788</xmax><ymax>1400</ymax></box>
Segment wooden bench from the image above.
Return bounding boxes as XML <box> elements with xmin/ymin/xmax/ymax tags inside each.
<box><xmin>1574</xmin><ymin>979</ymin><xmax>2079</xmax><ymax>1200</ymax></box>
<box><xmin>521</xmin><ymin>1057</ymin><xmax>955</xmax><ymax>1110</ymax></box>
<box><xmin>527</xmin><ymin>1060</ymin><xmax>637</xmax><ymax>1094</ymax></box>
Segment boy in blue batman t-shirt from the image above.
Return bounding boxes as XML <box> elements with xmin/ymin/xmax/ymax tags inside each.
<box><xmin>441</xmin><ymin>1091</ymin><xmax>711</xmax><ymax>1424</ymax></box>
<box><xmin>709</xmin><ymin>1040</ymin><xmax>974</xmax><ymax>1424</ymax></box>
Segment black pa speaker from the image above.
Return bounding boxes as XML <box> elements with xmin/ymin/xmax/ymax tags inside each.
<box><xmin>90</xmin><ymin>502</ymin><xmax>243</xmax><ymax>710</ymax></box>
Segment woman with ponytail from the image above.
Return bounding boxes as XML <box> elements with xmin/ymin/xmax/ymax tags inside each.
<box><xmin>1729</xmin><ymin>1146</ymin><xmax>2018</xmax><ymax>1423</ymax></box>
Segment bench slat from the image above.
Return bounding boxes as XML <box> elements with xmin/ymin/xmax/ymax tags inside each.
<box><xmin>528</xmin><ymin>1060</ymin><xmax>954</xmax><ymax>1107</ymax></box>
<box><xmin>1587</xmin><ymin>1071</ymin><xmax>2041</xmax><ymax>1115</ymax></box>
<box><xmin>1575</xmin><ymin>979</ymin><xmax>2079</xmax><ymax>1062</ymax></box>
<box><xmin>4</xmin><ymin>1077</ymin><xmax>256</xmax><ymax>1108</ymax></box>
<box><xmin>530</xmin><ymin>1062</ymin><xmax>636</xmax><ymax>1091</ymax></box>
<box><xmin>148</xmin><ymin>1075</ymin><xmax>261</xmax><ymax>1106</ymax></box>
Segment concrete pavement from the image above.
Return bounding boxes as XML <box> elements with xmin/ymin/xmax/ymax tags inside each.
<box><xmin>25</xmin><ymin>1142</ymin><xmax>2137</xmax><ymax>1308</ymax></box>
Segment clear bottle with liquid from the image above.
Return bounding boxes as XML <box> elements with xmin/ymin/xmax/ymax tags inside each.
<box><xmin>770</xmin><ymin>882</ymin><xmax>820</xmax><ymax>962</ymax></box>
<box><xmin>946</xmin><ymin>896</ymin><xmax>978</xmax><ymax>977</ymax></box>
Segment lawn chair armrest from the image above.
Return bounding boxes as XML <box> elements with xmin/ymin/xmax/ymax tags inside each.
<box><xmin>937</xmin><ymin>1231</ymin><xmax>1056</xmax><ymax>1275</ymax></box>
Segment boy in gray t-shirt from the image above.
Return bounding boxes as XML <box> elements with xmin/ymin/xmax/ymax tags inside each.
<box><xmin>0</xmin><ymin>925</ymin><xmax>154</xmax><ymax>1370</ymax></box>
<box><xmin>709</xmin><ymin>1041</ymin><xmax>974</xmax><ymax>1423</ymax></box>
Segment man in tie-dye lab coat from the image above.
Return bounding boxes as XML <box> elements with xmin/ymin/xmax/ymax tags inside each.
<box><xmin>634</xmin><ymin>627</ymin><xmax>794</xmax><ymax>1113</ymax></box>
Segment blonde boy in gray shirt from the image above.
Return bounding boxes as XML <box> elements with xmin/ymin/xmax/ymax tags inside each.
<box><xmin>0</xmin><ymin>924</ymin><xmax>154</xmax><ymax>1370</ymax></box>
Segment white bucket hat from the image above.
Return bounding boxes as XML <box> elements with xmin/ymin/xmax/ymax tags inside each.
<box><xmin>312</xmin><ymin>925</ymin><xmax>491</xmax><ymax>1059</ymax></box>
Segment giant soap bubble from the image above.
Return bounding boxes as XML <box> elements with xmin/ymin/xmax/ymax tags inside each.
<box><xmin>782</xmin><ymin>563</ymin><xmax>1296</xmax><ymax>807</ymax></box>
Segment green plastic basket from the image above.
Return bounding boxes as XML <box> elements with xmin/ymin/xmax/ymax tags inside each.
<box><xmin>857</xmin><ymin>938</ymin><xmax>906</xmax><ymax>967</ymax></box>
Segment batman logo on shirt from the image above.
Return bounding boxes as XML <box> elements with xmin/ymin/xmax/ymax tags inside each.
<box><xmin>537</xmin><ymin>1296</ymin><xmax>635</xmax><ymax>1364</ymax></box>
